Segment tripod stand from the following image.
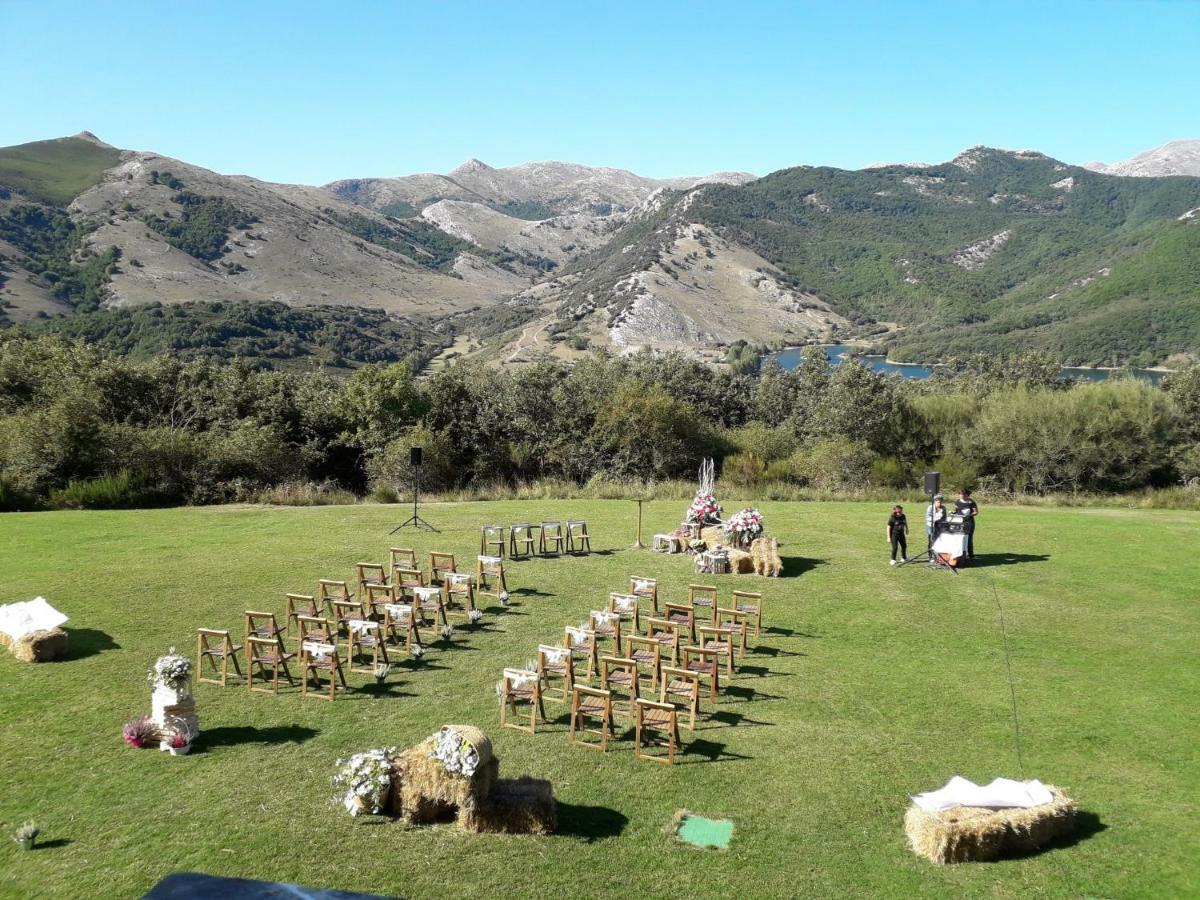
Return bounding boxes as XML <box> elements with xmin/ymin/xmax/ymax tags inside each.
<box><xmin>895</xmin><ymin>534</ymin><xmax>959</xmax><ymax>575</ymax></box>
<box><xmin>389</xmin><ymin>465</ymin><xmax>438</xmax><ymax>533</ymax></box>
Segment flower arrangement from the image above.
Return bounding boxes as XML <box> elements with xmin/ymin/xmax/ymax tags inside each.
<box><xmin>499</xmin><ymin>590</ymin><xmax>509</xmax><ymax>606</ymax></box>
<box><xmin>148</xmin><ymin>647</ymin><xmax>192</xmax><ymax>691</ymax></box>
<box><xmin>13</xmin><ymin>822</ymin><xmax>39</xmax><ymax>850</ymax></box>
<box><xmin>430</xmin><ymin>726</ymin><xmax>481</xmax><ymax>777</ymax></box>
<box><xmin>409</xmin><ymin>643</ymin><xmax>425</xmax><ymax>660</ymax></box>
<box><xmin>332</xmin><ymin>748</ymin><xmax>396</xmax><ymax>816</ymax></box>
<box><xmin>159</xmin><ymin>715</ymin><xmax>197</xmax><ymax>755</ymax></box>
<box><xmin>122</xmin><ymin>715</ymin><xmax>157</xmax><ymax>748</ymax></box>
<box><xmin>723</xmin><ymin>507</ymin><xmax>765</xmax><ymax>545</ymax></box>
<box><xmin>374</xmin><ymin>662</ymin><xmax>391</xmax><ymax>683</ymax></box>
<box><xmin>686</xmin><ymin>490</ymin><xmax>722</xmax><ymax>526</ymax></box>
<box><xmin>468</xmin><ymin>609</ymin><xmax>483</xmax><ymax>624</ymax></box>
<box><xmin>440</xmin><ymin>625</ymin><xmax>454</xmax><ymax>642</ymax></box>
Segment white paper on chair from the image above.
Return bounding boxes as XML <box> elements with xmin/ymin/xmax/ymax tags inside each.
<box><xmin>478</xmin><ymin>555</ymin><xmax>502</xmax><ymax>566</ymax></box>
<box><xmin>384</xmin><ymin>603</ymin><xmax>413</xmax><ymax>618</ymax></box>
<box><xmin>0</xmin><ymin>597</ymin><xmax>68</xmax><ymax>640</ymax></box>
<box><xmin>539</xmin><ymin>645</ymin><xmax>568</xmax><ymax>664</ymax></box>
<box><xmin>911</xmin><ymin>776</ymin><xmax>1054</xmax><ymax>811</ymax></box>
<box><xmin>504</xmin><ymin>668</ymin><xmax>538</xmax><ymax>688</ymax></box>
<box><xmin>414</xmin><ymin>587</ymin><xmax>442</xmax><ymax>599</ymax></box>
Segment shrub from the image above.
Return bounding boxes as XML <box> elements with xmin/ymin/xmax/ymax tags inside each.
<box><xmin>722</xmin><ymin>451</ymin><xmax>767</xmax><ymax>486</ymax></box>
<box><xmin>252</xmin><ymin>481</ymin><xmax>358</xmax><ymax>506</ymax></box>
<box><xmin>870</xmin><ymin>455</ymin><xmax>913</xmax><ymax>488</ymax></box>
<box><xmin>790</xmin><ymin>439</ymin><xmax>876</xmax><ymax>490</ymax></box>
<box><xmin>48</xmin><ymin>470</ymin><xmax>147</xmax><ymax>509</ymax></box>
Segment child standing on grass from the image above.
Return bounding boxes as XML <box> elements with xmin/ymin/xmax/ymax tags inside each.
<box><xmin>887</xmin><ymin>505</ymin><xmax>908</xmax><ymax>565</ymax></box>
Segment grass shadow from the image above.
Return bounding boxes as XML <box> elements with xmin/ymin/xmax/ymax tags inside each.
<box><xmin>746</xmin><ymin>646</ymin><xmax>804</xmax><ymax>659</ymax></box>
<box><xmin>968</xmin><ymin>553</ymin><xmax>1051</xmax><ymax>569</ymax></box>
<box><xmin>197</xmin><ymin>724</ymin><xmax>318</xmax><ymax>751</ymax></box>
<box><xmin>357</xmin><ymin>681</ymin><xmax>417</xmax><ymax>700</ymax></box>
<box><xmin>709</xmin><ymin>710</ymin><xmax>773</xmax><ymax>728</ymax></box>
<box><xmin>734</xmin><ymin>664</ymin><xmax>796</xmax><ymax>678</ymax></box>
<box><xmin>722</xmin><ymin>685</ymin><xmax>785</xmax><ymax>703</ymax></box>
<box><xmin>32</xmin><ymin>839</ymin><xmax>72</xmax><ymax>850</ymax></box>
<box><xmin>555</xmin><ymin>801</ymin><xmax>628</xmax><ymax>841</ymax></box>
<box><xmin>779</xmin><ymin>556</ymin><xmax>827</xmax><ymax>578</ymax></box>
<box><xmin>64</xmin><ymin>628</ymin><xmax>120</xmax><ymax>660</ymax></box>
<box><xmin>511</xmin><ymin>587</ymin><xmax>553</xmax><ymax>598</ymax></box>
<box><xmin>679</xmin><ymin>738</ymin><xmax>754</xmax><ymax>765</ymax></box>
<box><xmin>987</xmin><ymin>810</ymin><xmax>1106</xmax><ymax>861</ymax></box>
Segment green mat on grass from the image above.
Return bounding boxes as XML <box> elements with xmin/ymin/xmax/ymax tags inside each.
<box><xmin>674</xmin><ymin>813</ymin><xmax>734</xmax><ymax>849</ymax></box>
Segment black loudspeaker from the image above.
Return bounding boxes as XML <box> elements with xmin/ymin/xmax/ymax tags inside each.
<box><xmin>924</xmin><ymin>471</ymin><xmax>941</xmax><ymax>497</ymax></box>
<box><xmin>410</xmin><ymin>446</ymin><xmax>423</xmax><ymax>467</ymax></box>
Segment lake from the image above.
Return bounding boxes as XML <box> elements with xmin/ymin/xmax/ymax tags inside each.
<box><xmin>768</xmin><ymin>344</ymin><xmax>1167</xmax><ymax>384</ymax></box>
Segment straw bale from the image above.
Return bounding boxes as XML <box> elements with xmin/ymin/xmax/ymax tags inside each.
<box><xmin>388</xmin><ymin>728</ymin><xmax>498</xmax><ymax>824</ymax></box>
<box><xmin>699</xmin><ymin>526</ymin><xmax>726</xmax><ymax>550</ymax></box>
<box><xmin>904</xmin><ymin>786</ymin><xmax>1076</xmax><ymax>863</ymax></box>
<box><xmin>1</xmin><ymin>627</ymin><xmax>69</xmax><ymax>662</ymax></box>
<box><xmin>728</xmin><ymin>549</ymin><xmax>756</xmax><ymax>574</ymax></box>
<box><xmin>466</xmin><ymin>777</ymin><xmax>556</xmax><ymax>835</ymax></box>
<box><xmin>751</xmin><ymin>537</ymin><xmax>782</xmax><ymax>577</ymax></box>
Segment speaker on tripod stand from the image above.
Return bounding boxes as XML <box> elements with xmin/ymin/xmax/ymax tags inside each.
<box><xmin>389</xmin><ymin>446</ymin><xmax>438</xmax><ymax>533</ymax></box>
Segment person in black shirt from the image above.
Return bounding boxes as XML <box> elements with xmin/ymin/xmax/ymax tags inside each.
<box><xmin>887</xmin><ymin>505</ymin><xmax>908</xmax><ymax>565</ymax></box>
<box><xmin>955</xmin><ymin>488</ymin><xmax>979</xmax><ymax>559</ymax></box>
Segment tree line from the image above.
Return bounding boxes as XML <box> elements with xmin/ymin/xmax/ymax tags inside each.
<box><xmin>1</xmin><ymin>332</ymin><xmax>1197</xmax><ymax>510</ymax></box>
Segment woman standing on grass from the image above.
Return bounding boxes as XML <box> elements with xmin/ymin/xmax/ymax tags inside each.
<box><xmin>887</xmin><ymin>504</ymin><xmax>908</xmax><ymax>566</ymax></box>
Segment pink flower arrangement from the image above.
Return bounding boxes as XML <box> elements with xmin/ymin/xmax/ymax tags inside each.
<box><xmin>723</xmin><ymin>507</ymin><xmax>765</xmax><ymax>544</ymax></box>
<box><xmin>687</xmin><ymin>490</ymin><xmax>722</xmax><ymax>525</ymax></box>
<box><xmin>122</xmin><ymin>715</ymin><xmax>157</xmax><ymax>749</ymax></box>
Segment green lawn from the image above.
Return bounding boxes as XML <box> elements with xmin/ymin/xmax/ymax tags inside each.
<box><xmin>0</xmin><ymin>500</ymin><xmax>1196</xmax><ymax>898</ymax></box>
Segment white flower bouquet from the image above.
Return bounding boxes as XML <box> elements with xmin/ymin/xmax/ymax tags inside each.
<box><xmin>430</xmin><ymin>726</ymin><xmax>481</xmax><ymax>777</ymax></box>
<box><xmin>149</xmin><ymin>647</ymin><xmax>192</xmax><ymax>691</ymax></box>
<box><xmin>332</xmin><ymin>748</ymin><xmax>396</xmax><ymax>816</ymax></box>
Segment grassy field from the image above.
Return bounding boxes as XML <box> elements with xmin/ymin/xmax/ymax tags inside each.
<box><xmin>0</xmin><ymin>136</ymin><xmax>121</xmax><ymax>206</ymax></box>
<box><xmin>0</xmin><ymin>500</ymin><xmax>1196</xmax><ymax>898</ymax></box>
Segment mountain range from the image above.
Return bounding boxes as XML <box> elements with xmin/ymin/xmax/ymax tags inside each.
<box><xmin>1</xmin><ymin>133</ymin><xmax>1198</xmax><ymax>368</ymax></box>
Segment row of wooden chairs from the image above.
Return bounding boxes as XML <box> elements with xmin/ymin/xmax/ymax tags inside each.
<box><xmin>497</xmin><ymin>579</ymin><xmax>767</xmax><ymax>763</ymax></box>
<box><xmin>480</xmin><ymin>521</ymin><xmax>591</xmax><ymax>558</ymax></box>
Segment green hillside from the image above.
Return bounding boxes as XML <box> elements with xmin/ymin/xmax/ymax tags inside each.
<box><xmin>0</xmin><ymin>135</ymin><xmax>121</xmax><ymax>206</ymax></box>
<box><xmin>689</xmin><ymin>148</ymin><xmax>1200</xmax><ymax>366</ymax></box>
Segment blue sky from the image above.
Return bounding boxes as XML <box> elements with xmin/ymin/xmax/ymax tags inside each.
<box><xmin>2</xmin><ymin>0</ymin><xmax>1197</xmax><ymax>184</ymax></box>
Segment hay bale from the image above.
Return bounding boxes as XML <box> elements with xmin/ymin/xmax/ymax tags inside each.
<box><xmin>699</xmin><ymin>525</ymin><xmax>726</xmax><ymax>550</ymax></box>
<box><xmin>751</xmin><ymin>537</ymin><xmax>782</xmax><ymax>577</ymax></box>
<box><xmin>1</xmin><ymin>627</ymin><xmax>69</xmax><ymax>662</ymax></box>
<box><xmin>388</xmin><ymin>726</ymin><xmax>498</xmax><ymax>825</ymax></box>
<box><xmin>728</xmin><ymin>549</ymin><xmax>755</xmax><ymax>574</ymax></box>
<box><xmin>467</xmin><ymin>777</ymin><xmax>556</xmax><ymax>835</ymax></box>
<box><xmin>904</xmin><ymin>787</ymin><xmax>1076</xmax><ymax>863</ymax></box>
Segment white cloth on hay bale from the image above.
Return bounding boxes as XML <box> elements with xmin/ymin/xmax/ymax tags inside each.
<box><xmin>912</xmin><ymin>776</ymin><xmax>1054</xmax><ymax>811</ymax></box>
<box><xmin>0</xmin><ymin>597</ymin><xmax>68</xmax><ymax>640</ymax></box>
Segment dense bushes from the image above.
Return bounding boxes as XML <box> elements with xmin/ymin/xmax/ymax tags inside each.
<box><xmin>0</xmin><ymin>331</ymin><xmax>1197</xmax><ymax>509</ymax></box>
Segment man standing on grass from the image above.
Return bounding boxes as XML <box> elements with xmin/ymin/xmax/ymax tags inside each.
<box><xmin>887</xmin><ymin>505</ymin><xmax>908</xmax><ymax>565</ymax></box>
<box><xmin>955</xmin><ymin>488</ymin><xmax>979</xmax><ymax>559</ymax></box>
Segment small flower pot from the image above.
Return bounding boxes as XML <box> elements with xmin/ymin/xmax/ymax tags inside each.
<box><xmin>160</xmin><ymin>740</ymin><xmax>192</xmax><ymax>756</ymax></box>
<box><xmin>17</xmin><ymin>837</ymin><xmax>35</xmax><ymax>851</ymax></box>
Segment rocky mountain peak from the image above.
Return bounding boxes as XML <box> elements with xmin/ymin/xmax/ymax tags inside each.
<box><xmin>450</xmin><ymin>158</ymin><xmax>493</xmax><ymax>177</ymax></box>
<box><xmin>72</xmin><ymin>130</ymin><xmax>115</xmax><ymax>148</ymax></box>
<box><xmin>1082</xmin><ymin>139</ymin><xmax>1200</xmax><ymax>177</ymax></box>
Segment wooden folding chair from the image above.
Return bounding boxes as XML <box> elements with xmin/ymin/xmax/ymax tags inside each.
<box><xmin>600</xmin><ymin>655</ymin><xmax>640</xmax><ymax>718</ymax></box>
<box><xmin>347</xmin><ymin>619</ymin><xmax>390</xmax><ymax>674</ymax></box>
<box><xmin>539</xmin><ymin>521</ymin><xmax>564</xmax><ymax>555</ymax></box>
<box><xmin>732</xmin><ymin>590</ymin><xmax>763</xmax><ymax>637</ymax></box>
<box><xmin>536</xmin><ymin>643</ymin><xmax>574</xmax><ymax>703</ymax></box>
<box><xmin>688</xmin><ymin>584</ymin><xmax>719</xmax><ymax>627</ymax></box>
<box><xmin>318</xmin><ymin>579</ymin><xmax>352</xmax><ymax>618</ymax></box>
<box><xmin>630</xmin><ymin>576</ymin><xmax>659</xmax><ymax>614</ymax></box>
<box><xmin>284</xmin><ymin>593</ymin><xmax>320</xmax><ymax>636</ymax></box>
<box><xmin>509</xmin><ymin>523</ymin><xmax>536</xmax><ymax>557</ymax></box>
<box><xmin>480</xmin><ymin>525</ymin><xmax>506</xmax><ymax>558</ymax></box>
<box><xmin>392</xmin><ymin>566</ymin><xmax>425</xmax><ymax>601</ymax></box>
<box><xmin>428</xmin><ymin>552</ymin><xmax>456</xmax><ymax>586</ymax></box>
<box><xmin>363</xmin><ymin>583</ymin><xmax>397</xmax><ymax>621</ymax></box>
<box><xmin>442</xmin><ymin>573</ymin><xmax>476</xmax><ymax>622</ymax></box>
<box><xmin>413</xmin><ymin>585</ymin><xmax>448</xmax><ymax>627</ymax></box>
<box><xmin>665</xmin><ymin>601</ymin><xmax>697</xmax><ymax>644</ymax></box>
<box><xmin>626</xmin><ymin>634</ymin><xmax>663</xmax><ymax>692</ymax></box>
<box><xmin>475</xmin><ymin>555</ymin><xmax>507</xmax><ymax>605</ymax></box>
<box><xmin>330</xmin><ymin>598</ymin><xmax>367</xmax><ymax>648</ymax></box>
<box><xmin>297</xmin><ymin>615</ymin><xmax>345</xmax><ymax>700</ymax></box>
<box><xmin>245</xmin><ymin>610</ymin><xmax>285</xmax><ymax>642</ymax></box>
<box><xmin>635</xmin><ymin>698</ymin><xmax>681</xmax><ymax>765</ymax></box>
<box><xmin>382</xmin><ymin>602</ymin><xmax>424</xmax><ymax>653</ymax></box>
<box><xmin>500</xmin><ymin>668</ymin><xmax>545</xmax><ymax>734</ymax></box>
<box><xmin>566</xmin><ymin>519</ymin><xmax>591</xmax><ymax>553</ymax></box>
<box><xmin>590</xmin><ymin>609</ymin><xmax>623</xmax><ymax>656</ymax></box>
<box><xmin>715</xmin><ymin>607</ymin><xmax>751</xmax><ymax>656</ymax></box>
<box><xmin>660</xmin><ymin>666</ymin><xmax>702</xmax><ymax>731</ymax></box>
<box><xmin>698</xmin><ymin>626</ymin><xmax>736</xmax><ymax>678</ymax></box>
<box><xmin>682</xmin><ymin>644</ymin><xmax>721</xmax><ymax>703</ymax></box>
<box><xmin>564</xmin><ymin>625</ymin><xmax>599</xmax><ymax>682</ymax></box>
<box><xmin>608</xmin><ymin>592</ymin><xmax>641</xmax><ymax>634</ymax></box>
<box><xmin>197</xmin><ymin>628</ymin><xmax>242</xmax><ymax>686</ymax></box>
<box><xmin>569</xmin><ymin>685</ymin><xmax>613</xmax><ymax>751</ymax></box>
<box><xmin>646</xmin><ymin>617</ymin><xmax>682</xmax><ymax>667</ymax></box>
<box><xmin>355</xmin><ymin>563</ymin><xmax>388</xmax><ymax>602</ymax></box>
<box><xmin>389</xmin><ymin>547</ymin><xmax>417</xmax><ymax>573</ymax></box>
<box><xmin>246</xmin><ymin>635</ymin><xmax>296</xmax><ymax>695</ymax></box>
